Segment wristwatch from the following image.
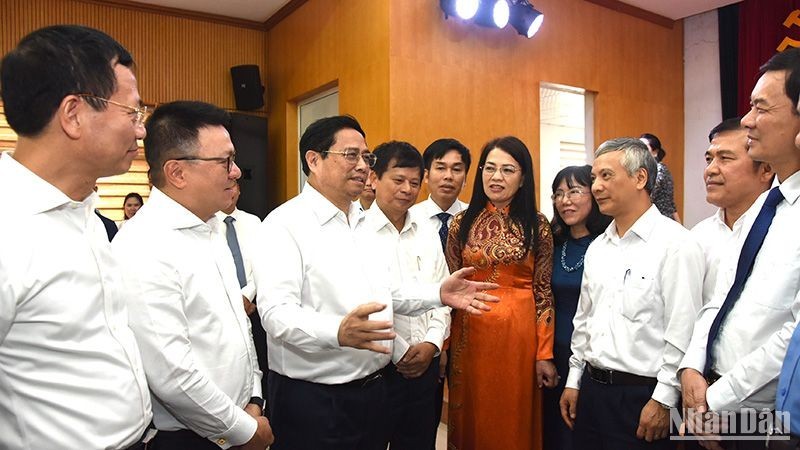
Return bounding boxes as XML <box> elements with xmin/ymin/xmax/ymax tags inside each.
<box><xmin>248</xmin><ymin>396</ymin><xmax>266</xmax><ymax>413</ymax></box>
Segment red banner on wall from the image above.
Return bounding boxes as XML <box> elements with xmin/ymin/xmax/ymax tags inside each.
<box><xmin>738</xmin><ymin>0</ymin><xmax>800</xmax><ymax>115</ymax></box>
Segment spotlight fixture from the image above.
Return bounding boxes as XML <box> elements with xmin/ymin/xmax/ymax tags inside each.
<box><xmin>509</xmin><ymin>0</ymin><xmax>544</xmax><ymax>38</ymax></box>
<box><xmin>474</xmin><ymin>0</ymin><xmax>510</xmax><ymax>29</ymax></box>
<box><xmin>440</xmin><ymin>0</ymin><xmax>480</xmax><ymax>20</ymax></box>
<box><xmin>439</xmin><ymin>0</ymin><xmax>543</xmax><ymax>38</ymax></box>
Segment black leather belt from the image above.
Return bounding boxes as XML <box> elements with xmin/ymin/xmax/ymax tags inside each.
<box><xmin>343</xmin><ymin>365</ymin><xmax>389</xmax><ymax>388</ymax></box>
<box><xmin>587</xmin><ymin>363</ymin><xmax>657</xmax><ymax>386</ymax></box>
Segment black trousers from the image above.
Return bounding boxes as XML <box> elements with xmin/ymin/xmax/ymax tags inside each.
<box><xmin>385</xmin><ymin>356</ymin><xmax>440</xmax><ymax>450</ymax></box>
<box><xmin>249</xmin><ymin>308</ymin><xmax>269</xmax><ymax>414</ymax></box>
<box><xmin>573</xmin><ymin>371</ymin><xmax>676</xmax><ymax>450</ymax></box>
<box><xmin>267</xmin><ymin>369</ymin><xmax>390</xmax><ymax>450</ymax></box>
<box><xmin>148</xmin><ymin>429</ymin><xmax>220</xmax><ymax>450</ymax></box>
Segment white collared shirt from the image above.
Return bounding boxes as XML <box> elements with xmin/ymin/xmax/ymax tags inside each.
<box><xmin>690</xmin><ymin>196</ymin><xmax>766</xmax><ymax>304</ymax></box>
<box><xmin>567</xmin><ymin>204</ymin><xmax>704</xmax><ymax>407</ymax></box>
<box><xmin>113</xmin><ymin>188</ymin><xmax>261</xmax><ymax>449</ymax></box>
<box><xmin>680</xmin><ymin>173</ymin><xmax>800</xmax><ymax>411</ymax></box>
<box><xmin>216</xmin><ymin>208</ymin><xmax>262</xmax><ymax>301</ymax></box>
<box><xmin>363</xmin><ymin>206</ymin><xmax>451</xmax><ymax>354</ymax></box>
<box><xmin>409</xmin><ymin>196</ymin><xmax>468</xmax><ymax>237</ymax></box>
<box><xmin>254</xmin><ymin>183</ymin><xmax>443</xmax><ymax>384</ymax></box>
<box><xmin>0</xmin><ymin>152</ymin><xmax>152</xmax><ymax>450</ymax></box>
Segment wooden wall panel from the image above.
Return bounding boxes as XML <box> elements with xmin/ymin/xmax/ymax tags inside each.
<box><xmin>266</xmin><ymin>0</ymin><xmax>390</xmax><ymax>204</ymax></box>
<box><xmin>1</xmin><ymin>0</ymin><xmax>268</xmax><ymax>220</ymax></box>
<box><xmin>387</xmin><ymin>0</ymin><xmax>685</xmax><ymax>213</ymax></box>
<box><xmin>0</xmin><ymin>0</ymin><xmax>268</xmax><ymax>109</ymax></box>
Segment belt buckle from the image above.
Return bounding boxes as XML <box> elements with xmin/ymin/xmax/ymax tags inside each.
<box><xmin>591</xmin><ymin>366</ymin><xmax>612</xmax><ymax>384</ymax></box>
<box><xmin>361</xmin><ymin>371</ymin><xmax>383</xmax><ymax>387</ymax></box>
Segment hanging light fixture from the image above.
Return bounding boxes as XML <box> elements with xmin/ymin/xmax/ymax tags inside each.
<box><xmin>509</xmin><ymin>0</ymin><xmax>544</xmax><ymax>38</ymax></box>
<box><xmin>474</xmin><ymin>0</ymin><xmax>510</xmax><ymax>29</ymax></box>
<box><xmin>439</xmin><ymin>0</ymin><xmax>544</xmax><ymax>38</ymax></box>
<box><xmin>439</xmin><ymin>0</ymin><xmax>480</xmax><ymax>20</ymax></box>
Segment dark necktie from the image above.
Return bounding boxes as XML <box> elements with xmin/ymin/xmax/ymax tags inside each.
<box><xmin>704</xmin><ymin>186</ymin><xmax>785</xmax><ymax>376</ymax></box>
<box><xmin>436</xmin><ymin>212</ymin><xmax>451</xmax><ymax>252</ymax></box>
<box><xmin>224</xmin><ymin>216</ymin><xmax>247</xmax><ymax>289</ymax></box>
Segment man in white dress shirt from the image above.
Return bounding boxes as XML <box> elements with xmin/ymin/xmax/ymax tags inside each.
<box><xmin>680</xmin><ymin>48</ymin><xmax>800</xmax><ymax>449</ymax></box>
<box><xmin>218</xmin><ymin>182</ymin><xmax>269</xmax><ymax>402</ymax></box>
<box><xmin>114</xmin><ymin>101</ymin><xmax>273</xmax><ymax>450</ymax></box>
<box><xmin>560</xmin><ymin>138</ymin><xmax>704</xmax><ymax>449</ymax></box>
<box><xmin>0</xmin><ymin>25</ymin><xmax>153</xmax><ymax>450</ymax></box>
<box><xmin>409</xmin><ymin>137</ymin><xmax>471</xmax><ymax>433</ymax></box>
<box><xmin>254</xmin><ymin>115</ymin><xmax>497</xmax><ymax>450</ymax></box>
<box><xmin>364</xmin><ymin>141</ymin><xmax>451</xmax><ymax>450</ymax></box>
<box><xmin>691</xmin><ymin>118</ymin><xmax>773</xmax><ymax>303</ymax></box>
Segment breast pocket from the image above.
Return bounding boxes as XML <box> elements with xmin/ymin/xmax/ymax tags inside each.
<box><xmin>622</xmin><ymin>269</ymin><xmax>657</xmax><ymax>322</ymax></box>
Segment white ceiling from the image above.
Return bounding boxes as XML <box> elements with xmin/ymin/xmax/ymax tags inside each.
<box><xmin>619</xmin><ymin>0</ymin><xmax>742</xmax><ymax>20</ymax></box>
<box><xmin>129</xmin><ymin>0</ymin><xmax>742</xmax><ymax>23</ymax></box>
<box><xmin>132</xmin><ymin>0</ymin><xmax>290</xmax><ymax>22</ymax></box>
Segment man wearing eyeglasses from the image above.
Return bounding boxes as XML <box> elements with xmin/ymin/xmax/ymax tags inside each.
<box><xmin>113</xmin><ymin>101</ymin><xmax>273</xmax><ymax>450</ymax></box>
<box><xmin>0</xmin><ymin>25</ymin><xmax>153</xmax><ymax>450</ymax></box>
<box><xmin>253</xmin><ymin>115</ymin><xmax>499</xmax><ymax>450</ymax></box>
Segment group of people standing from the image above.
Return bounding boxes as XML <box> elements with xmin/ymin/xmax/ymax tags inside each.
<box><xmin>3</xmin><ymin>22</ymin><xmax>800</xmax><ymax>450</ymax></box>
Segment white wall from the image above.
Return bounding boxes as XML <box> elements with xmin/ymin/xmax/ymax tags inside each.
<box><xmin>683</xmin><ymin>10</ymin><xmax>722</xmax><ymax>227</ymax></box>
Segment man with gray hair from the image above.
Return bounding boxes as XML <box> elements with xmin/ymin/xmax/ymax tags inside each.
<box><xmin>560</xmin><ymin>138</ymin><xmax>704</xmax><ymax>449</ymax></box>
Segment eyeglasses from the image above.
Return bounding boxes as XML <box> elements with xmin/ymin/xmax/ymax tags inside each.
<box><xmin>76</xmin><ymin>94</ymin><xmax>149</xmax><ymax>126</ymax></box>
<box><xmin>551</xmin><ymin>187</ymin><xmax>588</xmax><ymax>202</ymax></box>
<box><xmin>172</xmin><ymin>154</ymin><xmax>237</xmax><ymax>173</ymax></box>
<box><xmin>481</xmin><ymin>164</ymin><xmax>519</xmax><ymax>177</ymax></box>
<box><xmin>323</xmin><ymin>149</ymin><xmax>377</xmax><ymax>168</ymax></box>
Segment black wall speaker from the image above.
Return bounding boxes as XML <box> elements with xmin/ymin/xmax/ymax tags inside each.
<box><xmin>230</xmin><ymin>65</ymin><xmax>264</xmax><ymax>111</ymax></box>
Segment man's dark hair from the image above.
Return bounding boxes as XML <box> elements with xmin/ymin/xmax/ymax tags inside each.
<box><xmin>298</xmin><ymin>115</ymin><xmax>365</xmax><ymax>176</ymax></box>
<box><xmin>372</xmin><ymin>141</ymin><xmax>424</xmax><ymax>180</ymax></box>
<box><xmin>708</xmin><ymin>117</ymin><xmax>743</xmax><ymax>142</ymax></box>
<box><xmin>760</xmin><ymin>47</ymin><xmax>800</xmax><ymax>113</ymax></box>
<box><xmin>422</xmin><ymin>138</ymin><xmax>471</xmax><ymax>172</ymax></box>
<box><xmin>144</xmin><ymin>101</ymin><xmax>231</xmax><ymax>187</ymax></box>
<box><xmin>1</xmin><ymin>25</ymin><xmax>134</xmax><ymax>137</ymax></box>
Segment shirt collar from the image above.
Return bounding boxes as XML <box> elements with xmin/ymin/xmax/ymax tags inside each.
<box><xmin>777</xmin><ymin>170</ymin><xmax>800</xmax><ymax>205</ymax></box>
<box><xmin>146</xmin><ymin>187</ymin><xmax>213</xmax><ymax>231</ymax></box>
<box><xmin>424</xmin><ymin>195</ymin><xmax>465</xmax><ymax>217</ymax></box>
<box><xmin>0</xmin><ymin>151</ymin><xmax>96</xmax><ymax>215</ymax></box>
<box><xmin>605</xmin><ymin>204</ymin><xmax>661</xmax><ymax>242</ymax></box>
<box><xmin>364</xmin><ymin>205</ymin><xmax>416</xmax><ymax>235</ymax></box>
<box><xmin>301</xmin><ymin>182</ymin><xmax>363</xmax><ymax>227</ymax></box>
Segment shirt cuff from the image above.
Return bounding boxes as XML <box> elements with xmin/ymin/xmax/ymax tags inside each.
<box><xmin>566</xmin><ymin>366</ymin><xmax>584</xmax><ymax>390</ymax></box>
<box><xmin>651</xmin><ymin>381</ymin><xmax>680</xmax><ymax>408</ymax></box>
<box><xmin>241</xmin><ymin>283</ymin><xmax>256</xmax><ymax>302</ymax></box>
<box><xmin>208</xmin><ymin>408</ymin><xmax>258</xmax><ymax>448</ymax></box>
<box><xmin>706</xmin><ymin>376</ymin><xmax>737</xmax><ymax>412</ymax></box>
<box><xmin>423</xmin><ymin>329</ymin><xmax>446</xmax><ymax>353</ymax></box>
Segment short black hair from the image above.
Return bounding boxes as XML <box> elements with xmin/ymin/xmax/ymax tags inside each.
<box><xmin>144</xmin><ymin>101</ymin><xmax>231</xmax><ymax>187</ymax></box>
<box><xmin>298</xmin><ymin>115</ymin><xmax>366</xmax><ymax>176</ymax></box>
<box><xmin>708</xmin><ymin>117</ymin><xmax>743</xmax><ymax>142</ymax></box>
<box><xmin>550</xmin><ymin>165</ymin><xmax>612</xmax><ymax>244</ymax></box>
<box><xmin>1</xmin><ymin>25</ymin><xmax>134</xmax><ymax>137</ymax></box>
<box><xmin>422</xmin><ymin>138</ymin><xmax>471</xmax><ymax>172</ymax></box>
<box><xmin>760</xmin><ymin>47</ymin><xmax>800</xmax><ymax>113</ymax></box>
<box><xmin>372</xmin><ymin>141</ymin><xmax>424</xmax><ymax>180</ymax></box>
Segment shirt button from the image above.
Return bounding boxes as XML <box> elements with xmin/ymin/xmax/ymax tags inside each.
<box><xmin>781</xmin><ymin>388</ymin><xmax>788</xmax><ymax>396</ymax></box>
<box><xmin>216</xmin><ymin>438</ymin><xmax>226</xmax><ymax>445</ymax></box>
